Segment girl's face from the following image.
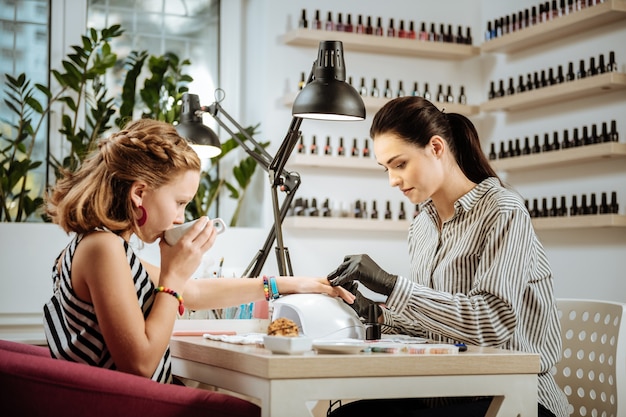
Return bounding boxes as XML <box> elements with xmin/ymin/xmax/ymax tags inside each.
<box><xmin>373</xmin><ymin>132</ymin><xmax>445</xmax><ymax>205</ymax></box>
<box><xmin>136</xmin><ymin>169</ymin><xmax>200</xmax><ymax>243</ymax></box>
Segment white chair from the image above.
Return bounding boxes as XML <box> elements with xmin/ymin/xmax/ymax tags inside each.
<box><xmin>551</xmin><ymin>299</ymin><xmax>626</xmax><ymax>417</ymax></box>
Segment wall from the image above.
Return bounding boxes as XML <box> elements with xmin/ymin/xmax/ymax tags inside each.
<box><xmin>234</xmin><ymin>0</ymin><xmax>626</xmax><ymax>301</ymax></box>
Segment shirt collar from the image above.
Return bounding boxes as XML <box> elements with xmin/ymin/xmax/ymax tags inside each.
<box><xmin>416</xmin><ymin>177</ymin><xmax>500</xmax><ymax>216</ymax></box>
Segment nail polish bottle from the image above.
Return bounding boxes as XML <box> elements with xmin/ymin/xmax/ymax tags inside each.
<box><xmin>337</xmin><ymin>137</ymin><xmax>345</xmax><ymax>156</ymax></box>
<box><xmin>540</xmin><ymin>133</ymin><xmax>552</xmax><ymax>152</ymax></box>
<box><xmin>359</xmin><ymin>77</ymin><xmax>368</xmax><ymax>96</ymax></box>
<box><xmin>309</xmin><ymin>198</ymin><xmax>319</xmax><ymax>217</ymax></box>
<box><xmin>299</xmin><ymin>9</ymin><xmax>308</xmax><ymax>29</ymax></box>
<box><xmin>580</xmin><ymin>194</ymin><xmax>589</xmax><ymax>215</ymax></box>
<box><xmin>309</xmin><ymin>135</ymin><xmax>318</xmax><ymax>154</ymax></box>
<box><xmin>371</xmin><ymin>78</ymin><xmax>379</xmax><ymax>97</ymax></box>
<box><xmin>570</xmin><ymin>195</ymin><xmax>578</xmax><ymax>216</ymax></box>
<box><xmin>549</xmin><ymin>197</ymin><xmax>558</xmax><ymax>217</ymax></box>
<box><xmin>384</xmin><ymin>201</ymin><xmax>392</xmax><ymax>220</ymax></box>
<box><xmin>345</xmin><ymin>14</ymin><xmax>354</xmax><ymax>33</ymax></box>
<box><xmin>456</xmin><ymin>25</ymin><xmax>464</xmax><ymax>43</ymax></box>
<box><xmin>566</xmin><ymin>62</ymin><xmax>575</xmax><ymax>81</ymax></box>
<box><xmin>381</xmin><ymin>79</ymin><xmax>393</xmax><ymax>99</ymax></box>
<box><xmin>293</xmin><ymin>198</ymin><xmax>304</xmax><ymax>216</ymax></box>
<box><xmin>446</xmin><ymin>85</ymin><xmax>454</xmax><ymax>102</ymax></box>
<box><xmin>312</xmin><ymin>10</ymin><xmax>321</xmax><ymax>30</ymax></box>
<box><xmin>398</xmin><ymin>202</ymin><xmax>406</xmax><ymax>220</ymax></box>
<box><xmin>488</xmin><ymin>143</ymin><xmax>497</xmax><ymax>160</ymax></box>
<box><xmin>429</xmin><ymin>22</ymin><xmax>437</xmax><ymax>41</ymax></box>
<box><xmin>552</xmin><ymin>131</ymin><xmax>560</xmax><ymax>151</ymax></box>
<box><xmin>498</xmin><ymin>142</ymin><xmax>508</xmax><ymax>159</ymax></box>
<box><xmin>587</xmin><ymin>56</ymin><xmax>597</xmax><ymax>77</ymax></box>
<box><xmin>507</xmin><ymin>139</ymin><xmax>514</xmax><ymax>157</ymax></box>
<box><xmin>297</xmin><ymin>133</ymin><xmax>305</xmax><ymax>154</ymax></box>
<box><xmin>548</xmin><ymin>68</ymin><xmax>556</xmax><ymax>85</ymax></box>
<box><xmin>363</xmin><ymin>139</ymin><xmax>370</xmax><ymax>158</ymax></box>
<box><xmin>458</xmin><ymin>86</ymin><xmax>467</xmax><ymax>104</ymax></box>
<box><xmin>591</xmin><ymin>124</ymin><xmax>600</xmax><ymax>144</ymax></box>
<box><xmin>335</xmin><ymin>13</ymin><xmax>344</xmax><ymax>32</ymax></box>
<box><xmin>324</xmin><ymin>136</ymin><xmax>332</xmax><ymax>156</ymax></box>
<box><xmin>532</xmin><ymin>135</ymin><xmax>541</xmax><ymax>153</ymax></box>
<box><xmin>504</xmin><ymin>15</ymin><xmax>510</xmax><ymax>34</ymax></box>
<box><xmin>411</xmin><ymin>82</ymin><xmax>421</xmax><ymax>97</ymax></box>
<box><xmin>517</xmin><ymin>75</ymin><xmax>526</xmax><ymax>93</ymax></box>
<box><xmin>540</xmin><ymin>70</ymin><xmax>548</xmax><ymax>88</ymax></box>
<box><xmin>485</xmin><ymin>21</ymin><xmax>493</xmax><ymax>41</ymax></box>
<box><xmin>325</xmin><ymin>11</ymin><xmax>334</xmax><ymax>31</ymax></box>
<box><xmin>561</xmin><ymin>129</ymin><xmax>571</xmax><ymax>149</ymax></box>
<box><xmin>556</xmin><ymin>65</ymin><xmax>565</xmax><ymax>83</ymax></box>
<box><xmin>559</xmin><ymin>196</ymin><xmax>568</xmax><ymax>216</ymax></box>
<box><xmin>351</xmin><ymin>138</ymin><xmax>359</xmax><ymax>157</ymax></box>
<box><xmin>600</xmin><ymin>122</ymin><xmax>610</xmax><ymax>143</ymax></box>
<box><xmin>298</xmin><ymin>72</ymin><xmax>306</xmax><ymax>90</ymax></box>
<box><xmin>511</xmin><ymin>13</ymin><xmax>518</xmax><ymax>32</ymax></box>
<box><xmin>362</xmin><ymin>202</ymin><xmax>368</xmax><ymax>219</ymax></box>
<box><xmin>583</xmin><ymin>126</ymin><xmax>592</xmax><ymax>146</ymax></box>
<box><xmin>599</xmin><ymin>192</ymin><xmax>609</xmax><ymax>214</ymax></box>
<box><xmin>419</xmin><ymin>22</ymin><xmax>428</xmax><ymax>40</ymax></box>
<box><xmin>524</xmin><ymin>8</ymin><xmax>530</xmax><ymax>28</ymax></box>
<box><xmin>365</xmin><ymin>16</ymin><xmax>374</xmax><ymax>35</ymax></box>
<box><xmin>395</xmin><ymin>80</ymin><xmax>405</xmax><ymax>98</ymax></box>
<box><xmin>607</xmin><ymin>51</ymin><xmax>617</xmax><ymax>72</ymax></box>
<box><xmin>589</xmin><ymin>193</ymin><xmax>598</xmax><ymax>214</ymax></box>
<box><xmin>533</xmin><ymin>71</ymin><xmax>541</xmax><ymax>89</ymax></box>
<box><xmin>408</xmin><ymin>21</ymin><xmax>416</xmax><ymax>39</ymax></box>
<box><xmin>531</xmin><ymin>6</ymin><xmax>538</xmax><ymax>25</ymax></box>
<box><xmin>375</xmin><ymin>17</ymin><xmax>384</xmax><ymax>36</ymax></box>
<box><xmin>437</xmin><ymin>84</ymin><xmax>445</xmax><ymax>102</ymax></box>
<box><xmin>530</xmin><ymin>199</ymin><xmax>539</xmax><ymax>217</ymax></box>
<box><xmin>572</xmin><ymin>128</ymin><xmax>583</xmax><ymax>147</ymax></box>
<box><xmin>526</xmin><ymin>73</ymin><xmax>534</xmax><ymax>91</ymax></box>
<box><xmin>513</xmin><ymin>138</ymin><xmax>521</xmax><ymax>156</ymax></box>
<box><xmin>446</xmin><ymin>24</ymin><xmax>454</xmax><ymax>42</ymax></box>
<box><xmin>423</xmin><ymin>83</ymin><xmax>431</xmax><ymax>100</ymax></box>
<box><xmin>371</xmin><ymin>201</ymin><xmax>379</xmax><ymax>219</ymax></box>
<box><xmin>322</xmin><ymin>198</ymin><xmax>332</xmax><ymax>217</ymax></box>
<box><xmin>610</xmin><ymin>120</ymin><xmax>618</xmax><ymax>142</ymax></box>
<box><xmin>365</xmin><ymin>304</ymin><xmax>381</xmax><ymax>340</ymax></box>
<box><xmin>439</xmin><ymin>23</ymin><xmax>446</xmax><ymax>41</ymax></box>
<box><xmin>488</xmin><ymin>81</ymin><xmax>496</xmax><ymax>100</ymax></box>
<box><xmin>577</xmin><ymin>59</ymin><xmax>586</xmax><ymax>79</ymax></box>
<box><xmin>507</xmin><ymin>77</ymin><xmax>515</xmax><ymax>95</ymax></box>
<box><xmin>398</xmin><ymin>20</ymin><xmax>407</xmax><ymax>38</ymax></box>
<box><xmin>354</xmin><ymin>200</ymin><xmax>363</xmax><ymax>218</ymax></box>
<box><xmin>522</xmin><ymin>137</ymin><xmax>531</xmax><ymax>155</ymax></box>
<box><xmin>387</xmin><ymin>18</ymin><xmax>396</xmax><ymax>37</ymax></box>
<box><xmin>541</xmin><ymin>198</ymin><xmax>549</xmax><ymax>217</ymax></box>
<box><xmin>497</xmin><ymin>79</ymin><xmax>505</xmax><ymax>97</ymax></box>
<box><xmin>524</xmin><ymin>199</ymin><xmax>530</xmax><ymax>213</ymax></box>
<box><xmin>610</xmin><ymin>191</ymin><xmax>619</xmax><ymax>214</ymax></box>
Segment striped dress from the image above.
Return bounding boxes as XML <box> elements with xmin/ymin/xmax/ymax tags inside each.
<box><xmin>381</xmin><ymin>177</ymin><xmax>569</xmax><ymax>417</ymax></box>
<box><xmin>43</xmin><ymin>232</ymin><xmax>172</xmax><ymax>384</ymax></box>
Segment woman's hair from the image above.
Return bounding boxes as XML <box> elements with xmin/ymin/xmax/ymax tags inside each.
<box><xmin>370</xmin><ymin>96</ymin><xmax>499</xmax><ymax>184</ymax></box>
<box><xmin>46</xmin><ymin>119</ymin><xmax>201</xmax><ymax>235</ymax></box>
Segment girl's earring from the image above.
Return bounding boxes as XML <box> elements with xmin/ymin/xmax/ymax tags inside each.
<box><xmin>138</xmin><ymin>205</ymin><xmax>148</xmax><ymax>226</ymax></box>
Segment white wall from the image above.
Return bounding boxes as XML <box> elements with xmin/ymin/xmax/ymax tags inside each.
<box><xmin>231</xmin><ymin>0</ymin><xmax>626</xmax><ymax>301</ymax></box>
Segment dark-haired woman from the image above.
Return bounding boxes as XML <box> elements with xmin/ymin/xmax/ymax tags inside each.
<box><xmin>327</xmin><ymin>97</ymin><xmax>569</xmax><ymax>417</ymax></box>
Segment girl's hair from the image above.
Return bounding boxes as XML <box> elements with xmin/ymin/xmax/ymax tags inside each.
<box><xmin>369</xmin><ymin>96</ymin><xmax>499</xmax><ymax>184</ymax></box>
<box><xmin>46</xmin><ymin>119</ymin><xmax>201</xmax><ymax>235</ymax></box>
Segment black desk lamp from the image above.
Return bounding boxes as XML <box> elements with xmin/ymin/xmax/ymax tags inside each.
<box><xmin>176</xmin><ymin>40</ymin><xmax>365</xmax><ymax>277</ymax></box>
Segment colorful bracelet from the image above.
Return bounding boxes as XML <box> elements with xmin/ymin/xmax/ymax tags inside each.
<box><xmin>269</xmin><ymin>276</ymin><xmax>280</xmax><ymax>300</ymax></box>
<box><xmin>262</xmin><ymin>276</ymin><xmax>270</xmax><ymax>301</ymax></box>
<box><xmin>154</xmin><ymin>286</ymin><xmax>185</xmax><ymax>316</ymax></box>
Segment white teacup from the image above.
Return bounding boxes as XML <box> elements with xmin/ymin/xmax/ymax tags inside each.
<box><xmin>163</xmin><ymin>218</ymin><xmax>227</xmax><ymax>246</ymax></box>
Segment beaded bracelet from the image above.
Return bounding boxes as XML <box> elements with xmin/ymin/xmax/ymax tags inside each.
<box><xmin>262</xmin><ymin>276</ymin><xmax>270</xmax><ymax>301</ymax></box>
<box><xmin>154</xmin><ymin>286</ymin><xmax>185</xmax><ymax>315</ymax></box>
<box><xmin>269</xmin><ymin>276</ymin><xmax>280</xmax><ymax>300</ymax></box>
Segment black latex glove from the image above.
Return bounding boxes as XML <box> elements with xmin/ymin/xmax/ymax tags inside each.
<box><xmin>343</xmin><ymin>282</ymin><xmax>381</xmax><ymax>321</ymax></box>
<box><xmin>327</xmin><ymin>254</ymin><xmax>398</xmax><ymax>296</ymax></box>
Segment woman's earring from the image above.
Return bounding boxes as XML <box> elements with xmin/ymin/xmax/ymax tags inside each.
<box><xmin>137</xmin><ymin>205</ymin><xmax>148</xmax><ymax>226</ymax></box>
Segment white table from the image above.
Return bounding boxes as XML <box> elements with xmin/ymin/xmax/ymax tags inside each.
<box><xmin>170</xmin><ymin>320</ymin><xmax>539</xmax><ymax>417</ymax></box>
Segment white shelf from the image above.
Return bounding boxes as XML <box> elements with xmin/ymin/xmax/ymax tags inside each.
<box><xmin>281</xmin><ymin>28</ymin><xmax>479</xmax><ymax>60</ymax></box>
<box><xmin>480</xmin><ymin>72</ymin><xmax>626</xmax><ymax>112</ymax></box>
<box><xmin>288</xmin><ymin>153</ymin><xmax>380</xmax><ymax>171</ymax></box>
<box><xmin>491</xmin><ymin>142</ymin><xmax>626</xmax><ymax>172</ymax></box>
<box><xmin>481</xmin><ymin>0</ymin><xmax>626</xmax><ymax>54</ymax></box>
<box><xmin>283</xmin><ymin>92</ymin><xmax>480</xmax><ymax>117</ymax></box>
<box><xmin>283</xmin><ymin>216</ymin><xmax>411</xmax><ymax>232</ymax></box>
<box><xmin>532</xmin><ymin>214</ymin><xmax>626</xmax><ymax>230</ymax></box>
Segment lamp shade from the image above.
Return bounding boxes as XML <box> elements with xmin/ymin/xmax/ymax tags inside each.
<box><xmin>292</xmin><ymin>41</ymin><xmax>366</xmax><ymax>121</ymax></box>
<box><xmin>176</xmin><ymin>93</ymin><xmax>222</xmax><ymax>159</ymax></box>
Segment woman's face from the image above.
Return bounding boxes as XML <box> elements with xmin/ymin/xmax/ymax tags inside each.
<box><xmin>137</xmin><ymin>169</ymin><xmax>200</xmax><ymax>243</ymax></box>
<box><xmin>373</xmin><ymin>132</ymin><xmax>444</xmax><ymax>205</ymax></box>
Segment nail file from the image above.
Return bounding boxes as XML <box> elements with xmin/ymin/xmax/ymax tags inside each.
<box><xmin>164</xmin><ymin>218</ymin><xmax>226</xmax><ymax>246</ymax></box>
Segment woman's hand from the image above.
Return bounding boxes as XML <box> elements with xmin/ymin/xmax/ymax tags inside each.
<box><xmin>275</xmin><ymin>276</ymin><xmax>356</xmax><ymax>304</ymax></box>
<box><xmin>158</xmin><ymin>217</ymin><xmax>216</xmax><ymax>289</ymax></box>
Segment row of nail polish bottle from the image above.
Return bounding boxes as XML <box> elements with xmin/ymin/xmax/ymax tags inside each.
<box><xmin>291</xmin><ymin>198</ymin><xmax>412</xmax><ymax>221</ymax></box>
<box><xmin>485</xmin><ymin>0</ymin><xmax>605</xmax><ymax>41</ymax></box>
<box><xmin>488</xmin><ymin>120</ymin><xmax>619</xmax><ymax>160</ymax></box>
<box><xmin>299</xmin><ymin>10</ymin><xmax>473</xmax><ymax>45</ymax></box>
<box><xmin>487</xmin><ymin>51</ymin><xmax>618</xmax><ymax>100</ymax></box>
<box><xmin>296</xmin><ymin>134</ymin><xmax>372</xmax><ymax>158</ymax></box>
<box><xmin>353</xmin><ymin>77</ymin><xmax>467</xmax><ymax>104</ymax></box>
<box><xmin>525</xmin><ymin>191</ymin><xmax>619</xmax><ymax>218</ymax></box>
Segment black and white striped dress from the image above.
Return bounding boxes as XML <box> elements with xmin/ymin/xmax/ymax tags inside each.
<box><xmin>381</xmin><ymin>177</ymin><xmax>569</xmax><ymax>417</ymax></box>
<box><xmin>43</xmin><ymin>232</ymin><xmax>172</xmax><ymax>384</ymax></box>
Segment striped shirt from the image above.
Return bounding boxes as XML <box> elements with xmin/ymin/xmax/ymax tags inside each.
<box><xmin>381</xmin><ymin>177</ymin><xmax>569</xmax><ymax>417</ymax></box>
<box><xmin>43</xmin><ymin>231</ymin><xmax>172</xmax><ymax>384</ymax></box>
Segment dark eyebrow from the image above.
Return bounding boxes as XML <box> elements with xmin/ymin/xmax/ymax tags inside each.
<box><xmin>380</xmin><ymin>154</ymin><xmax>402</xmax><ymax>167</ymax></box>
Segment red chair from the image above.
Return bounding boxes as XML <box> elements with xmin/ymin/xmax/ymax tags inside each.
<box><xmin>0</xmin><ymin>339</ymin><xmax>260</xmax><ymax>417</ymax></box>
